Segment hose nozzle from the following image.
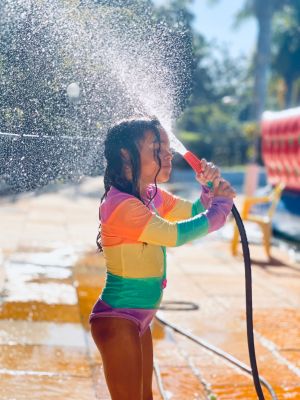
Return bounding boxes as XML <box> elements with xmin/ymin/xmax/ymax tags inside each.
<box><xmin>183</xmin><ymin>151</ymin><xmax>203</xmax><ymax>173</ymax></box>
<box><xmin>183</xmin><ymin>151</ymin><xmax>213</xmax><ymax>190</ymax></box>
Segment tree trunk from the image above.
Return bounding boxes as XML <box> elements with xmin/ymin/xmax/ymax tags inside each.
<box><xmin>253</xmin><ymin>0</ymin><xmax>273</xmax><ymax>120</ymax></box>
<box><xmin>285</xmin><ymin>76</ymin><xmax>294</xmax><ymax>108</ymax></box>
<box><xmin>252</xmin><ymin>0</ymin><xmax>273</xmax><ymax>163</ymax></box>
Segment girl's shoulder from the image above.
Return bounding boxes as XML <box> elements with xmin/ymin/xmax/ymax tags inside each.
<box><xmin>99</xmin><ymin>185</ymin><xmax>171</xmax><ymax>222</ymax></box>
<box><xmin>104</xmin><ymin>186</ymin><xmax>135</xmax><ymax>202</ymax></box>
<box><xmin>100</xmin><ymin>186</ymin><xmax>140</xmax><ymax>223</ymax></box>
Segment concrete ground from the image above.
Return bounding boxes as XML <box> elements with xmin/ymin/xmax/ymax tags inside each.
<box><xmin>0</xmin><ymin>177</ymin><xmax>299</xmax><ymax>400</ymax></box>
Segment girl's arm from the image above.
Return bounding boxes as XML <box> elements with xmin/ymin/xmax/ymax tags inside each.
<box><xmin>156</xmin><ymin>159</ymin><xmax>220</xmax><ymax>221</ymax></box>
<box><xmin>158</xmin><ymin>186</ymin><xmax>213</xmax><ymax>222</ymax></box>
<box><xmin>106</xmin><ymin>195</ymin><xmax>232</xmax><ymax>247</ymax></box>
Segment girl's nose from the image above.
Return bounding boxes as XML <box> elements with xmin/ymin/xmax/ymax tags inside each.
<box><xmin>163</xmin><ymin>148</ymin><xmax>173</xmax><ymax>160</ymax></box>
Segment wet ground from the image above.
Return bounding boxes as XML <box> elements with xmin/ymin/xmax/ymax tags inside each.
<box><xmin>0</xmin><ymin>176</ymin><xmax>299</xmax><ymax>399</ymax></box>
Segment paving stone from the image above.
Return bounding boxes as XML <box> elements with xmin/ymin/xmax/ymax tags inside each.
<box><xmin>0</xmin><ymin>344</ymin><xmax>91</xmax><ymax>377</ymax></box>
<box><xmin>0</xmin><ymin>320</ymin><xmax>86</xmax><ymax>348</ymax></box>
<box><xmin>0</xmin><ymin>178</ymin><xmax>299</xmax><ymax>399</ymax></box>
<box><xmin>0</xmin><ymin>374</ymin><xmax>97</xmax><ymax>400</ymax></box>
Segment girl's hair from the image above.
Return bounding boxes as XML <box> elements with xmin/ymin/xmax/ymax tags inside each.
<box><xmin>96</xmin><ymin>116</ymin><xmax>162</xmax><ymax>251</ymax></box>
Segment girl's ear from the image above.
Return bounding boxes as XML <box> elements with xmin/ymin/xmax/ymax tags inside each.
<box><xmin>120</xmin><ymin>148</ymin><xmax>132</xmax><ymax>180</ymax></box>
<box><xmin>120</xmin><ymin>148</ymin><xmax>130</xmax><ymax>163</ymax></box>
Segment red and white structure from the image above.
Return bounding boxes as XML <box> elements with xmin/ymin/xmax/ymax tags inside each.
<box><xmin>262</xmin><ymin>107</ymin><xmax>300</xmax><ymax>191</ymax></box>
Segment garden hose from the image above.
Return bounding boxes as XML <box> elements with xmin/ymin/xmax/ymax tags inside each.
<box><xmin>175</xmin><ymin>150</ymin><xmax>271</xmax><ymax>399</ymax></box>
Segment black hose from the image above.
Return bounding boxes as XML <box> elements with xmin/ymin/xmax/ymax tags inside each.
<box><xmin>155</xmin><ymin>203</ymin><xmax>278</xmax><ymax>400</ymax></box>
<box><xmin>231</xmin><ymin>203</ymin><xmax>266</xmax><ymax>399</ymax></box>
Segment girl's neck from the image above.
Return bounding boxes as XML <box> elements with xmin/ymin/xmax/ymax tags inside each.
<box><xmin>139</xmin><ymin>183</ymin><xmax>149</xmax><ymax>199</ymax></box>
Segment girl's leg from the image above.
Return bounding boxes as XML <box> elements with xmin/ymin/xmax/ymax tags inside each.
<box><xmin>91</xmin><ymin>317</ymin><xmax>143</xmax><ymax>400</ymax></box>
<box><xmin>140</xmin><ymin>326</ymin><xmax>153</xmax><ymax>400</ymax></box>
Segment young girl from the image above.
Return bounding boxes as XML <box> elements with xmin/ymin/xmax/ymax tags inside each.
<box><xmin>90</xmin><ymin>116</ymin><xmax>236</xmax><ymax>400</ymax></box>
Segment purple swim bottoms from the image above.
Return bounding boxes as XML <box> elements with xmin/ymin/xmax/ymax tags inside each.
<box><xmin>89</xmin><ymin>298</ymin><xmax>157</xmax><ymax>337</ymax></box>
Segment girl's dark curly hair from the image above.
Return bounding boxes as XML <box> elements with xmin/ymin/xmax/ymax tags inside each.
<box><xmin>96</xmin><ymin>116</ymin><xmax>162</xmax><ymax>251</ymax></box>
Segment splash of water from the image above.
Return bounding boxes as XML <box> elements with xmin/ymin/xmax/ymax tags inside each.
<box><xmin>0</xmin><ymin>0</ymin><xmax>193</xmax><ymax>190</ymax></box>
<box><xmin>169</xmin><ymin>135</ymin><xmax>187</xmax><ymax>155</ymax></box>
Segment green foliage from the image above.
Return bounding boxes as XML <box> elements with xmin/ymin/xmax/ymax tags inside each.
<box><xmin>272</xmin><ymin>2</ymin><xmax>300</xmax><ymax>107</ymax></box>
<box><xmin>0</xmin><ymin>2</ymin><xmax>74</xmax><ymax>136</ymax></box>
<box><xmin>176</xmin><ymin>101</ymin><xmax>251</xmax><ymax>166</ymax></box>
<box><xmin>4</xmin><ymin>0</ymin><xmax>300</xmax><ymax>169</ymax></box>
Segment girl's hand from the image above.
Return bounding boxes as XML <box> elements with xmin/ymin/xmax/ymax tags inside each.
<box><xmin>195</xmin><ymin>159</ymin><xmax>221</xmax><ymax>189</ymax></box>
<box><xmin>213</xmin><ymin>178</ymin><xmax>237</xmax><ymax>199</ymax></box>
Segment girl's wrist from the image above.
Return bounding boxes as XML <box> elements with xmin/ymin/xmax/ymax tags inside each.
<box><xmin>200</xmin><ymin>184</ymin><xmax>213</xmax><ymax>209</ymax></box>
<box><xmin>211</xmin><ymin>196</ymin><xmax>234</xmax><ymax>207</ymax></box>
<box><xmin>202</xmin><ymin>183</ymin><xmax>211</xmax><ymax>190</ymax></box>
<box><xmin>202</xmin><ymin>184</ymin><xmax>214</xmax><ymax>196</ymax></box>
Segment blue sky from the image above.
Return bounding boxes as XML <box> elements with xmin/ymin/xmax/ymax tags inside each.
<box><xmin>153</xmin><ymin>0</ymin><xmax>257</xmax><ymax>58</ymax></box>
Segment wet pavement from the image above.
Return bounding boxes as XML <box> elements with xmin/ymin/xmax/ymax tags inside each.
<box><xmin>0</xmin><ymin>177</ymin><xmax>299</xmax><ymax>399</ymax></box>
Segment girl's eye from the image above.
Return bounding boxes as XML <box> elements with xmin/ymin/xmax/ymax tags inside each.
<box><xmin>153</xmin><ymin>143</ymin><xmax>174</xmax><ymax>155</ymax></box>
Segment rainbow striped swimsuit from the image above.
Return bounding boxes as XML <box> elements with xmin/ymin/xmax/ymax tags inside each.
<box><xmin>89</xmin><ymin>185</ymin><xmax>233</xmax><ymax>334</ymax></box>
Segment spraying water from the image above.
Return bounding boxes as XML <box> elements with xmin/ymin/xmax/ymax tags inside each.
<box><xmin>0</xmin><ymin>0</ymin><xmax>193</xmax><ymax>191</ymax></box>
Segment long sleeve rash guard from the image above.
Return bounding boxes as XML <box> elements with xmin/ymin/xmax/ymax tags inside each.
<box><xmin>99</xmin><ymin>185</ymin><xmax>233</xmax><ymax>310</ymax></box>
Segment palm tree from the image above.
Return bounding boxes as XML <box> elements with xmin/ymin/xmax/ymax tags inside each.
<box><xmin>209</xmin><ymin>0</ymin><xmax>288</xmax><ymax>162</ymax></box>
<box><xmin>272</xmin><ymin>2</ymin><xmax>300</xmax><ymax>107</ymax></box>
<box><xmin>242</xmin><ymin>1</ymin><xmax>292</xmax><ymax>118</ymax></box>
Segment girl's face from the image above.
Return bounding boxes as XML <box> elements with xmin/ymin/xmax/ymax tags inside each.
<box><xmin>138</xmin><ymin>127</ymin><xmax>173</xmax><ymax>186</ymax></box>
